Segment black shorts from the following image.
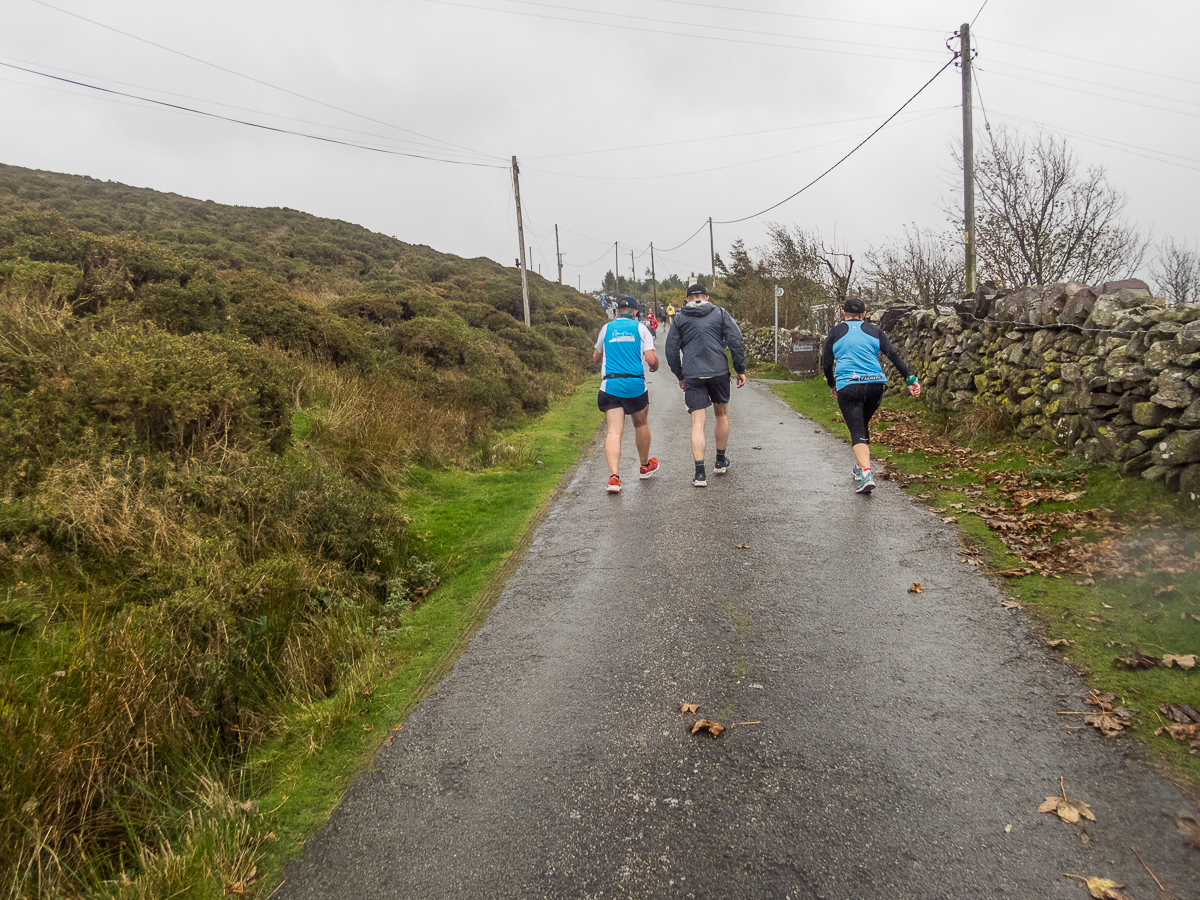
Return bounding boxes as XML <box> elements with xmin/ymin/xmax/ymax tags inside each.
<box><xmin>683</xmin><ymin>375</ymin><xmax>731</xmax><ymax>413</ymax></box>
<box><xmin>598</xmin><ymin>389</ymin><xmax>649</xmax><ymax>415</ymax></box>
<box><xmin>836</xmin><ymin>382</ymin><xmax>886</xmax><ymax>446</ymax></box>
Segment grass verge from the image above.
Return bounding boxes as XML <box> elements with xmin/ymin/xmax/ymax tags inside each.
<box><xmin>772</xmin><ymin>376</ymin><xmax>1200</xmax><ymax>793</ymax></box>
<box><xmin>249</xmin><ymin>377</ymin><xmax>603</xmax><ymax>891</ymax></box>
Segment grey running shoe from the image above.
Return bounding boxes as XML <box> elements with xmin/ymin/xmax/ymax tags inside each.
<box><xmin>693</xmin><ymin>470</ymin><xmax>707</xmax><ymax>487</ymax></box>
<box><xmin>855</xmin><ymin>471</ymin><xmax>876</xmax><ymax>494</ymax></box>
<box><xmin>852</xmin><ymin>464</ymin><xmax>863</xmax><ymax>480</ymax></box>
<box><xmin>714</xmin><ymin>455</ymin><xmax>731</xmax><ymax>475</ymax></box>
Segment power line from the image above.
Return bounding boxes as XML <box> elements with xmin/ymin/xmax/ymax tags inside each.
<box><xmin>983</xmin><ymin>58</ymin><xmax>1200</xmax><ymax>111</ymax></box>
<box><xmin>524</xmin><ymin>106</ymin><xmax>953</xmax><ymax>161</ymax></box>
<box><xmin>525</xmin><ymin>109</ymin><xmax>954</xmax><ymax>182</ymax></box>
<box><xmin>0</xmin><ymin>54</ymin><xmax>503</xmax><ymax>162</ymax></box>
<box><xmin>987</xmin><ymin>35</ymin><xmax>1200</xmax><ymax>87</ymax></box>
<box><xmin>977</xmin><ymin>67</ymin><xmax>1200</xmax><ymax>121</ymax></box>
<box><xmin>0</xmin><ymin>61</ymin><xmax>508</xmax><ymax>168</ymax></box>
<box><xmin>659</xmin><ymin>221</ymin><xmax>709</xmax><ymax>253</ymax></box>
<box><xmin>654</xmin><ymin>0</ymin><xmax>947</xmax><ymax>35</ymax></box>
<box><xmin>416</xmin><ymin>0</ymin><xmax>945</xmax><ymax>63</ymax></box>
<box><xmin>467</xmin><ymin>0</ymin><xmax>946</xmax><ymax>57</ymax></box>
<box><xmin>715</xmin><ymin>55</ymin><xmax>958</xmax><ymax>225</ymax></box>
<box><xmin>27</xmin><ymin>0</ymin><xmax>506</xmax><ymax>163</ymax></box>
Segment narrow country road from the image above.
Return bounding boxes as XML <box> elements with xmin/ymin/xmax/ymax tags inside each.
<box><xmin>279</xmin><ymin>329</ymin><xmax>1200</xmax><ymax>900</ymax></box>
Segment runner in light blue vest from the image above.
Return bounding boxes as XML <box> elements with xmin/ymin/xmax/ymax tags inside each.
<box><xmin>593</xmin><ymin>297</ymin><xmax>660</xmax><ymax>493</ymax></box>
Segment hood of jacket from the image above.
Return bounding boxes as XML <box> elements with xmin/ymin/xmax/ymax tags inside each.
<box><xmin>680</xmin><ymin>300</ymin><xmax>718</xmax><ymax>317</ymax></box>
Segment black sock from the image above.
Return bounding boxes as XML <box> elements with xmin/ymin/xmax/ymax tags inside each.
<box><xmin>716</xmin><ymin>450</ymin><xmax>727</xmax><ymax>463</ymax></box>
<box><xmin>695</xmin><ymin>460</ymin><xmax>705</xmax><ymax>473</ymax></box>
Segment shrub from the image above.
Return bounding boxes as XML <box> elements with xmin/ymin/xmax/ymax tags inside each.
<box><xmin>226</xmin><ymin>271</ymin><xmax>372</xmax><ymax>367</ymax></box>
<box><xmin>391</xmin><ymin>314</ymin><xmax>471</xmax><ymax>367</ymax></box>
<box><xmin>134</xmin><ymin>274</ymin><xmax>232</xmax><ymax>335</ymax></box>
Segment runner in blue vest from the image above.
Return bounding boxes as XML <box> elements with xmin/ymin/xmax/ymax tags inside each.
<box><xmin>822</xmin><ymin>297</ymin><xmax>921</xmax><ymax>494</ymax></box>
<box><xmin>593</xmin><ymin>297</ymin><xmax>660</xmax><ymax>493</ymax></box>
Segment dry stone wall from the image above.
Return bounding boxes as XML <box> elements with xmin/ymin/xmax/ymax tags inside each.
<box><xmin>871</xmin><ymin>280</ymin><xmax>1200</xmax><ymax>501</ymax></box>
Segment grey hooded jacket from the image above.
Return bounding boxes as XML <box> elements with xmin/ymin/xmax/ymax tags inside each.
<box><xmin>664</xmin><ymin>301</ymin><xmax>745</xmax><ymax>381</ymax></box>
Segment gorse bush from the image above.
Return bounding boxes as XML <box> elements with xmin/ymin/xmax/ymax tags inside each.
<box><xmin>0</xmin><ymin>162</ymin><xmax>606</xmax><ymax>898</ymax></box>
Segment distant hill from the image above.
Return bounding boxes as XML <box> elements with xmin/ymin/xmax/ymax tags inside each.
<box><xmin>0</xmin><ymin>161</ymin><xmax>598</xmax><ymax>329</ymax></box>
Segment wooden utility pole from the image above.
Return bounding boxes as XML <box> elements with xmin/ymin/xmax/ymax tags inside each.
<box><xmin>709</xmin><ymin>217</ymin><xmax>715</xmax><ymax>282</ymax></box>
<box><xmin>630</xmin><ymin>249</ymin><xmax>635</xmax><ymax>296</ymax></box>
<box><xmin>555</xmin><ymin>224</ymin><xmax>562</xmax><ymax>283</ymax></box>
<box><xmin>961</xmin><ymin>23</ymin><xmax>977</xmax><ymax>298</ymax></box>
<box><xmin>511</xmin><ymin>157</ymin><xmax>531</xmax><ymax>326</ymax></box>
<box><xmin>614</xmin><ymin>242</ymin><xmax>619</xmax><ymax>293</ymax></box>
<box><xmin>650</xmin><ymin>242</ymin><xmax>657</xmax><ymax>314</ymax></box>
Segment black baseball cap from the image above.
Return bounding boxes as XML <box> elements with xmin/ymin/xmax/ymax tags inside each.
<box><xmin>616</xmin><ymin>296</ymin><xmax>638</xmax><ymax>310</ymax></box>
<box><xmin>843</xmin><ymin>297</ymin><xmax>865</xmax><ymax>315</ymax></box>
<box><xmin>686</xmin><ymin>283</ymin><xmax>708</xmax><ymax>296</ymax></box>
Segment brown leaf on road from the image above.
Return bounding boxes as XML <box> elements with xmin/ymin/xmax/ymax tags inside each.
<box><xmin>1064</xmin><ymin>874</ymin><xmax>1129</xmax><ymax>899</ymax></box>
<box><xmin>908</xmin><ymin>582</ymin><xmax>923</xmax><ymax>593</ymax></box>
<box><xmin>1161</xmin><ymin>809</ymin><xmax>1200</xmax><ymax>852</ymax></box>
<box><xmin>1085</xmin><ymin>710</ymin><xmax>1133</xmax><ymax>736</ymax></box>
<box><xmin>735</xmin><ymin>543</ymin><xmax>751</xmax><ymax>549</ymax></box>
<box><xmin>1048</xmin><ymin>639</ymin><xmax>1072</xmax><ymax>648</ymax></box>
<box><xmin>752</xmin><ymin>445</ymin><xmax>763</xmax><ymax>450</ymax></box>
<box><xmin>690</xmin><ymin>719</ymin><xmax>725</xmax><ymax>737</ymax></box>
<box><xmin>1001</xmin><ymin>600</ymin><xmax>1023</xmax><ymax>609</ymax></box>
<box><xmin>680</xmin><ymin>702</ymin><xmax>699</xmax><ymax>714</ymax></box>
<box><xmin>1112</xmin><ymin>652</ymin><xmax>1164</xmax><ymax>670</ymax></box>
<box><xmin>1040</xmin><ymin>796</ymin><xmax>1097</xmax><ymax>824</ymax></box>
<box><xmin>1164</xmin><ymin>653</ymin><xmax>1198</xmax><ymax>669</ymax></box>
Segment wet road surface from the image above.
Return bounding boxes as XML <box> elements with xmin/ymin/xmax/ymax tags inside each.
<box><xmin>280</xmin><ymin>343</ymin><xmax>1200</xmax><ymax>899</ymax></box>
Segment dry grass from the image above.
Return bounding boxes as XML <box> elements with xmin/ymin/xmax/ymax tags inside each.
<box><xmin>0</xmin><ymin>285</ymin><xmax>76</xmax><ymax>357</ymax></box>
<box><xmin>37</xmin><ymin>455</ymin><xmax>201</xmax><ymax>561</ymax></box>
<box><xmin>952</xmin><ymin>399</ymin><xmax>1018</xmax><ymax>442</ymax></box>
<box><xmin>298</xmin><ymin>359</ymin><xmax>485</xmax><ymax>480</ymax></box>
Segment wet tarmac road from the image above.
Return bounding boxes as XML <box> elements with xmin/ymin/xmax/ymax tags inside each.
<box><xmin>280</xmin><ymin>349</ymin><xmax>1200</xmax><ymax>900</ymax></box>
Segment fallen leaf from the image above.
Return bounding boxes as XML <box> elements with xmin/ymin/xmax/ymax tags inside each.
<box><xmin>1040</xmin><ymin>796</ymin><xmax>1097</xmax><ymax>824</ymax></box>
<box><xmin>680</xmin><ymin>702</ymin><xmax>699</xmax><ymax>714</ymax></box>
<box><xmin>690</xmin><ymin>719</ymin><xmax>725</xmax><ymax>737</ymax></box>
<box><xmin>1075</xmin><ymin>578</ymin><xmax>1096</xmax><ymax>586</ymax></box>
<box><xmin>1161</xmin><ymin>809</ymin><xmax>1200</xmax><ymax>852</ymax></box>
<box><xmin>1048</xmin><ymin>639</ymin><xmax>1072</xmax><ymax>648</ymax></box>
<box><xmin>908</xmin><ymin>582</ymin><xmax>923</xmax><ymax>593</ymax></box>
<box><xmin>1001</xmin><ymin>600</ymin><xmax>1023</xmax><ymax>609</ymax></box>
<box><xmin>362</xmin><ymin>724</ymin><xmax>374</xmax><ymax>732</ymax></box>
<box><xmin>1064</xmin><ymin>874</ymin><xmax>1129</xmax><ymax>899</ymax></box>
<box><xmin>1101</xmin><ymin>602</ymin><xmax>1113</xmax><ymax>608</ymax></box>
<box><xmin>1112</xmin><ymin>652</ymin><xmax>1164</xmax><ymax>670</ymax></box>
<box><xmin>942</xmin><ymin>516</ymin><xmax>958</xmax><ymax>524</ymax></box>
<box><xmin>1159</xmin><ymin>703</ymin><xmax>1200</xmax><ymax>724</ymax></box>
<box><xmin>752</xmin><ymin>445</ymin><xmax>763</xmax><ymax>450</ymax></box>
<box><xmin>1164</xmin><ymin>653</ymin><xmax>1198</xmax><ymax>670</ymax></box>
<box><xmin>735</xmin><ymin>543</ymin><xmax>751</xmax><ymax>550</ymax></box>
<box><xmin>1155</xmin><ymin>584</ymin><xmax>1176</xmax><ymax>595</ymax></box>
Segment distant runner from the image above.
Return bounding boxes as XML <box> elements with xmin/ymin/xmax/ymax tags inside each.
<box><xmin>822</xmin><ymin>297</ymin><xmax>921</xmax><ymax>494</ymax></box>
<box><xmin>666</xmin><ymin>303</ymin><xmax>676</xmax><ymax>324</ymax></box>
<box><xmin>664</xmin><ymin>284</ymin><xmax>745</xmax><ymax>487</ymax></box>
<box><xmin>594</xmin><ymin>296</ymin><xmax>660</xmax><ymax>493</ymax></box>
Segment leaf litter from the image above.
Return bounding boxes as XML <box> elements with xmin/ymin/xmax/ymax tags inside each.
<box><xmin>1039</xmin><ymin>778</ymin><xmax>1096</xmax><ymax>824</ymax></box>
<box><xmin>878</xmin><ymin>409</ymin><xmax>1200</xmax><ymax>578</ymax></box>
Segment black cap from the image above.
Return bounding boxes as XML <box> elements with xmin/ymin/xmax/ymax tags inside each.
<box><xmin>686</xmin><ymin>283</ymin><xmax>708</xmax><ymax>297</ymax></box>
<box><xmin>843</xmin><ymin>297</ymin><xmax>865</xmax><ymax>315</ymax></box>
<box><xmin>616</xmin><ymin>296</ymin><xmax>638</xmax><ymax>310</ymax></box>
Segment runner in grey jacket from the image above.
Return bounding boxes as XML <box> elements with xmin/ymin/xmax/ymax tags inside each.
<box><xmin>664</xmin><ymin>284</ymin><xmax>746</xmax><ymax>487</ymax></box>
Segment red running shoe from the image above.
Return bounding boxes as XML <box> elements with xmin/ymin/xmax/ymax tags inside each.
<box><xmin>639</xmin><ymin>457</ymin><xmax>659</xmax><ymax>479</ymax></box>
<box><xmin>607</xmin><ymin>475</ymin><xmax>622</xmax><ymax>493</ymax></box>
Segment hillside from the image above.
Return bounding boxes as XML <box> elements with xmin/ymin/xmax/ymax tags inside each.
<box><xmin>0</xmin><ymin>162</ymin><xmax>604</xmax><ymax>899</ymax></box>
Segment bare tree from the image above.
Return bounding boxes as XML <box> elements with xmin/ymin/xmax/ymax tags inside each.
<box><xmin>952</xmin><ymin>125</ymin><xmax>1147</xmax><ymax>286</ymax></box>
<box><xmin>865</xmin><ymin>225</ymin><xmax>964</xmax><ymax>314</ymax></box>
<box><xmin>1152</xmin><ymin>238</ymin><xmax>1200</xmax><ymax>307</ymax></box>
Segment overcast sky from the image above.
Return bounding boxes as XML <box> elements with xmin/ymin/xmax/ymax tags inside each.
<box><xmin>2</xmin><ymin>0</ymin><xmax>1198</xmax><ymax>292</ymax></box>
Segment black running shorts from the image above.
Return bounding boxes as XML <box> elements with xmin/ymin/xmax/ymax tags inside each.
<box><xmin>683</xmin><ymin>374</ymin><xmax>731</xmax><ymax>413</ymax></box>
<box><xmin>836</xmin><ymin>382</ymin><xmax>886</xmax><ymax>446</ymax></box>
<box><xmin>598</xmin><ymin>389</ymin><xmax>650</xmax><ymax>415</ymax></box>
